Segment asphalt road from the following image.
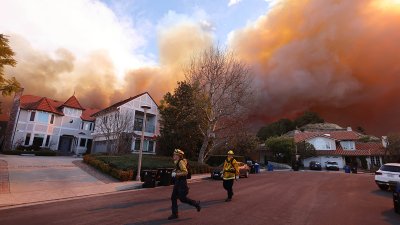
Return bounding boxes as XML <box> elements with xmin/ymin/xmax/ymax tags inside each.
<box><xmin>0</xmin><ymin>171</ymin><xmax>398</xmax><ymax>225</ymax></box>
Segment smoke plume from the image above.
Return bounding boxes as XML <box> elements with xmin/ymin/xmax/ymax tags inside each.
<box><xmin>229</xmin><ymin>0</ymin><xmax>400</xmax><ymax>135</ymax></box>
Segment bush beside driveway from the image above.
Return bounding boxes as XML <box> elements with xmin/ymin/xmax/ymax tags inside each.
<box><xmin>83</xmin><ymin>154</ymin><xmax>211</xmax><ymax>181</ymax></box>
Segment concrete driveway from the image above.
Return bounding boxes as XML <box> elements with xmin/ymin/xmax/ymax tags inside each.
<box><xmin>3</xmin><ymin>155</ymin><xmax>104</xmax><ymax>193</ymax></box>
<box><xmin>0</xmin><ymin>155</ymin><xmax>144</xmax><ymax>207</ymax></box>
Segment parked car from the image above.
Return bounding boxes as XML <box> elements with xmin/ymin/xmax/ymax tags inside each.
<box><xmin>309</xmin><ymin>161</ymin><xmax>322</xmax><ymax>170</ymax></box>
<box><xmin>325</xmin><ymin>161</ymin><xmax>340</xmax><ymax>171</ymax></box>
<box><xmin>375</xmin><ymin>163</ymin><xmax>400</xmax><ymax>191</ymax></box>
<box><xmin>211</xmin><ymin>161</ymin><xmax>250</xmax><ymax>179</ymax></box>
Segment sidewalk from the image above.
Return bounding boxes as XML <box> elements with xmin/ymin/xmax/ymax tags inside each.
<box><xmin>0</xmin><ymin>155</ymin><xmax>210</xmax><ymax>209</ymax></box>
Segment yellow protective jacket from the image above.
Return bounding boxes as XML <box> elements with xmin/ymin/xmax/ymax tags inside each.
<box><xmin>174</xmin><ymin>159</ymin><xmax>188</xmax><ymax>178</ymax></box>
<box><xmin>222</xmin><ymin>158</ymin><xmax>239</xmax><ymax>180</ymax></box>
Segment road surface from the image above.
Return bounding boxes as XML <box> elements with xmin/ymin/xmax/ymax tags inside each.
<box><xmin>0</xmin><ymin>171</ymin><xmax>398</xmax><ymax>225</ymax></box>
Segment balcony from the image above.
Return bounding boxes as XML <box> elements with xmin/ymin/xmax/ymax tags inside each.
<box><xmin>134</xmin><ymin>124</ymin><xmax>155</xmax><ymax>133</ymax></box>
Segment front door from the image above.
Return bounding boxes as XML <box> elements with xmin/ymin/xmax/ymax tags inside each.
<box><xmin>58</xmin><ymin>136</ymin><xmax>72</xmax><ymax>153</ymax></box>
<box><xmin>86</xmin><ymin>139</ymin><xmax>93</xmax><ymax>154</ymax></box>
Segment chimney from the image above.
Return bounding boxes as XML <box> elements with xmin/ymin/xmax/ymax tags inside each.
<box><xmin>382</xmin><ymin>136</ymin><xmax>388</xmax><ymax>148</ymax></box>
<box><xmin>3</xmin><ymin>88</ymin><xmax>24</xmax><ymax>151</ymax></box>
<box><xmin>347</xmin><ymin>127</ymin><xmax>352</xmax><ymax>131</ymax></box>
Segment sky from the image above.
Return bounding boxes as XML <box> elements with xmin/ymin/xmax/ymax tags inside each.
<box><xmin>1</xmin><ymin>0</ymin><xmax>400</xmax><ymax>135</ymax></box>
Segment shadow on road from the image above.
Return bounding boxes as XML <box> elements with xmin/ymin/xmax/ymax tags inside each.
<box><xmin>155</xmin><ymin>199</ymin><xmax>226</xmax><ymax>213</ymax></box>
<box><xmin>125</xmin><ymin>217</ymin><xmax>192</xmax><ymax>225</ymax></box>
<box><xmin>370</xmin><ymin>190</ymin><xmax>393</xmax><ymax>198</ymax></box>
<box><xmin>90</xmin><ymin>198</ymin><xmax>167</xmax><ymax>211</ymax></box>
<box><xmin>381</xmin><ymin>209</ymin><xmax>400</xmax><ymax>225</ymax></box>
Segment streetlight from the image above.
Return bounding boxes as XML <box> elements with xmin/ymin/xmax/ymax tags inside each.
<box><xmin>136</xmin><ymin>105</ymin><xmax>151</xmax><ymax>181</ymax></box>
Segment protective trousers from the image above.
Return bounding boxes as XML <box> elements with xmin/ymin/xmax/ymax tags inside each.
<box><xmin>171</xmin><ymin>178</ymin><xmax>197</xmax><ymax>215</ymax></box>
<box><xmin>223</xmin><ymin>179</ymin><xmax>234</xmax><ymax>199</ymax></box>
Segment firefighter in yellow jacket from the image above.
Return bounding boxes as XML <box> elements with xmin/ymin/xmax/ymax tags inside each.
<box><xmin>222</xmin><ymin>150</ymin><xmax>239</xmax><ymax>202</ymax></box>
<box><xmin>168</xmin><ymin>149</ymin><xmax>201</xmax><ymax>220</ymax></box>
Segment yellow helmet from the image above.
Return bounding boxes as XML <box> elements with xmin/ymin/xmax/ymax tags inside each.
<box><xmin>227</xmin><ymin>150</ymin><xmax>234</xmax><ymax>155</ymax></box>
<box><xmin>174</xmin><ymin>149</ymin><xmax>185</xmax><ymax>155</ymax></box>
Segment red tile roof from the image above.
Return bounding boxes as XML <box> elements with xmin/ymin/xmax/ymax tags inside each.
<box><xmin>81</xmin><ymin>108</ymin><xmax>100</xmax><ymax>121</ymax></box>
<box><xmin>22</xmin><ymin>97</ymin><xmax>64</xmax><ymax>115</ymax></box>
<box><xmin>294</xmin><ymin>131</ymin><xmax>360</xmax><ymax>142</ymax></box>
<box><xmin>19</xmin><ymin>94</ymin><xmax>99</xmax><ymax>121</ymax></box>
<box><xmin>20</xmin><ymin>95</ymin><xmax>64</xmax><ymax>115</ymax></box>
<box><xmin>61</xmin><ymin>95</ymin><xmax>84</xmax><ymax>110</ymax></box>
<box><xmin>315</xmin><ymin>142</ymin><xmax>385</xmax><ymax>156</ymax></box>
<box><xmin>0</xmin><ymin>113</ymin><xmax>9</xmax><ymax>122</ymax></box>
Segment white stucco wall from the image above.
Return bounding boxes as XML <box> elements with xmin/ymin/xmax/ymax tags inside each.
<box><xmin>307</xmin><ymin>137</ymin><xmax>336</xmax><ymax>150</ymax></box>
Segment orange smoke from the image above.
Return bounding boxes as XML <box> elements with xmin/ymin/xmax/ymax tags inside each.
<box><xmin>229</xmin><ymin>0</ymin><xmax>400</xmax><ymax>135</ymax></box>
<box><xmin>1</xmin><ymin>22</ymin><xmax>212</xmax><ymax>118</ymax></box>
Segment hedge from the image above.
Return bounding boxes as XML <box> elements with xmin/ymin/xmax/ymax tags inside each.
<box><xmin>83</xmin><ymin>154</ymin><xmax>134</xmax><ymax>181</ymax></box>
<box><xmin>83</xmin><ymin>154</ymin><xmax>211</xmax><ymax>181</ymax></box>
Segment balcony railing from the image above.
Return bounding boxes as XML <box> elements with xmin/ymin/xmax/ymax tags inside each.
<box><xmin>134</xmin><ymin>124</ymin><xmax>155</xmax><ymax>133</ymax></box>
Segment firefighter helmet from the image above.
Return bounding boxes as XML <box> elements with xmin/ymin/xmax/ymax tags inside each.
<box><xmin>174</xmin><ymin>149</ymin><xmax>185</xmax><ymax>155</ymax></box>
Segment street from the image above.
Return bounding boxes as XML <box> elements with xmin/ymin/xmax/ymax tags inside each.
<box><xmin>0</xmin><ymin>171</ymin><xmax>398</xmax><ymax>225</ymax></box>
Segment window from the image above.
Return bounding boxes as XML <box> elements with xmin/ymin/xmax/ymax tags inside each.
<box><xmin>81</xmin><ymin>122</ymin><xmax>84</xmax><ymax>129</ymax></box>
<box><xmin>89</xmin><ymin>123</ymin><xmax>93</xmax><ymax>131</ymax></box>
<box><xmin>45</xmin><ymin>135</ymin><xmax>51</xmax><ymax>147</ymax></box>
<box><xmin>341</xmin><ymin>141</ymin><xmax>355</xmax><ymax>150</ymax></box>
<box><xmin>371</xmin><ymin>156</ymin><xmax>381</xmax><ymax>166</ymax></box>
<box><xmin>79</xmin><ymin>138</ymin><xmax>87</xmax><ymax>147</ymax></box>
<box><xmin>24</xmin><ymin>133</ymin><xmax>31</xmax><ymax>145</ymax></box>
<box><xmin>30</xmin><ymin>111</ymin><xmax>36</xmax><ymax>121</ymax></box>
<box><xmin>36</xmin><ymin>112</ymin><xmax>49</xmax><ymax>123</ymax></box>
<box><xmin>148</xmin><ymin>141</ymin><xmax>154</xmax><ymax>152</ymax></box>
<box><xmin>134</xmin><ymin>118</ymin><xmax>143</xmax><ymax>131</ymax></box>
<box><xmin>50</xmin><ymin>114</ymin><xmax>55</xmax><ymax>124</ymax></box>
<box><xmin>84</xmin><ymin>123</ymin><xmax>90</xmax><ymax>130</ymax></box>
<box><xmin>134</xmin><ymin>139</ymin><xmax>141</xmax><ymax>150</ymax></box>
<box><xmin>33</xmin><ymin>134</ymin><xmax>45</xmax><ymax>147</ymax></box>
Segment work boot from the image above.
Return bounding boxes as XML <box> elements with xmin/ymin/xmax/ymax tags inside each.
<box><xmin>168</xmin><ymin>213</ymin><xmax>178</xmax><ymax>220</ymax></box>
<box><xmin>195</xmin><ymin>201</ymin><xmax>201</xmax><ymax>212</ymax></box>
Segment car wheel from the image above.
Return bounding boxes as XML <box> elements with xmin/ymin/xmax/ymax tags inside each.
<box><xmin>245</xmin><ymin>171</ymin><xmax>249</xmax><ymax>178</ymax></box>
<box><xmin>378</xmin><ymin>184</ymin><xmax>389</xmax><ymax>191</ymax></box>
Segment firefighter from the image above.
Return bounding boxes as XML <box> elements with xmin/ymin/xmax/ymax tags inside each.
<box><xmin>168</xmin><ymin>149</ymin><xmax>201</xmax><ymax>220</ymax></box>
<box><xmin>222</xmin><ymin>150</ymin><xmax>239</xmax><ymax>202</ymax></box>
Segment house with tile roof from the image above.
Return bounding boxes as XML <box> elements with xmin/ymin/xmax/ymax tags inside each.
<box><xmin>91</xmin><ymin>92</ymin><xmax>159</xmax><ymax>154</ymax></box>
<box><xmin>3</xmin><ymin>89</ymin><xmax>100</xmax><ymax>154</ymax></box>
<box><xmin>294</xmin><ymin>128</ymin><xmax>385</xmax><ymax>170</ymax></box>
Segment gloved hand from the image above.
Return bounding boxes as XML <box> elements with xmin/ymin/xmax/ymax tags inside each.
<box><xmin>235</xmin><ymin>175</ymin><xmax>239</xmax><ymax>180</ymax></box>
<box><xmin>171</xmin><ymin>172</ymin><xmax>176</xmax><ymax>177</ymax></box>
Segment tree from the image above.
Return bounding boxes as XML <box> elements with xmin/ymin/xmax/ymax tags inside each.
<box><xmin>257</xmin><ymin>118</ymin><xmax>295</xmax><ymax>141</ymax></box>
<box><xmin>385</xmin><ymin>133</ymin><xmax>400</xmax><ymax>163</ymax></box>
<box><xmin>294</xmin><ymin>111</ymin><xmax>324</xmax><ymax>128</ymax></box>
<box><xmin>94</xmin><ymin>110</ymin><xmax>135</xmax><ymax>155</ymax></box>
<box><xmin>265</xmin><ymin>136</ymin><xmax>295</xmax><ymax>164</ymax></box>
<box><xmin>0</xmin><ymin>34</ymin><xmax>20</xmax><ymax>113</ymax></box>
<box><xmin>158</xmin><ymin>81</ymin><xmax>207</xmax><ymax>160</ymax></box>
<box><xmin>185</xmin><ymin>46</ymin><xmax>253</xmax><ymax>163</ymax></box>
<box><xmin>295</xmin><ymin>141</ymin><xmax>317</xmax><ymax>161</ymax></box>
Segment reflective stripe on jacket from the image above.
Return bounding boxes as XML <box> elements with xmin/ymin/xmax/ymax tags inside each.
<box><xmin>223</xmin><ymin>158</ymin><xmax>239</xmax><ymax>180</ymax></box>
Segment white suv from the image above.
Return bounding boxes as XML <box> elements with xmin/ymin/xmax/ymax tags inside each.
<box><xmin>375</xmin><ymin>163</ymin><xmax>400</xmax><ymax>190</ymax></box>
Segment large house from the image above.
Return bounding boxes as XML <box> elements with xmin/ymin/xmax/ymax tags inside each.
<box><xmin>295</xmin><ymin>128</ymin><xmax>385</xmax><ymax>170</ymax></box>
<box><xmin>91</xmin><ymin>92</ymin><xmax>160</xmax><ymax>154</ymax></box>
<box><xmin>3</xmin><ymin>90</ymin><xmax>99</xmax><ymax>155</ymax></box>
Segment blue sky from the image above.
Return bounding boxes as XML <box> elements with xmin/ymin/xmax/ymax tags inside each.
<box><xmin>101</xmin><ymin>0</ymin><xmax>271</xmax><ymax>61</ymax></box>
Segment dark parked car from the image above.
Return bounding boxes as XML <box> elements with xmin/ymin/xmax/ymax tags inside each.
<box><xmin>211</xmin><ymin>162</ymin><xmax>250</xmax><ymax>179</ymax></box>
<box><xmin>325</xmin><ymin>161</ymin><xmax>340</xmax><ymax>171</ymax></box>
<box><xmin>309</xmin><ymin>161</ymin><xmax>322</xmax><ymax>170</ymax></box>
